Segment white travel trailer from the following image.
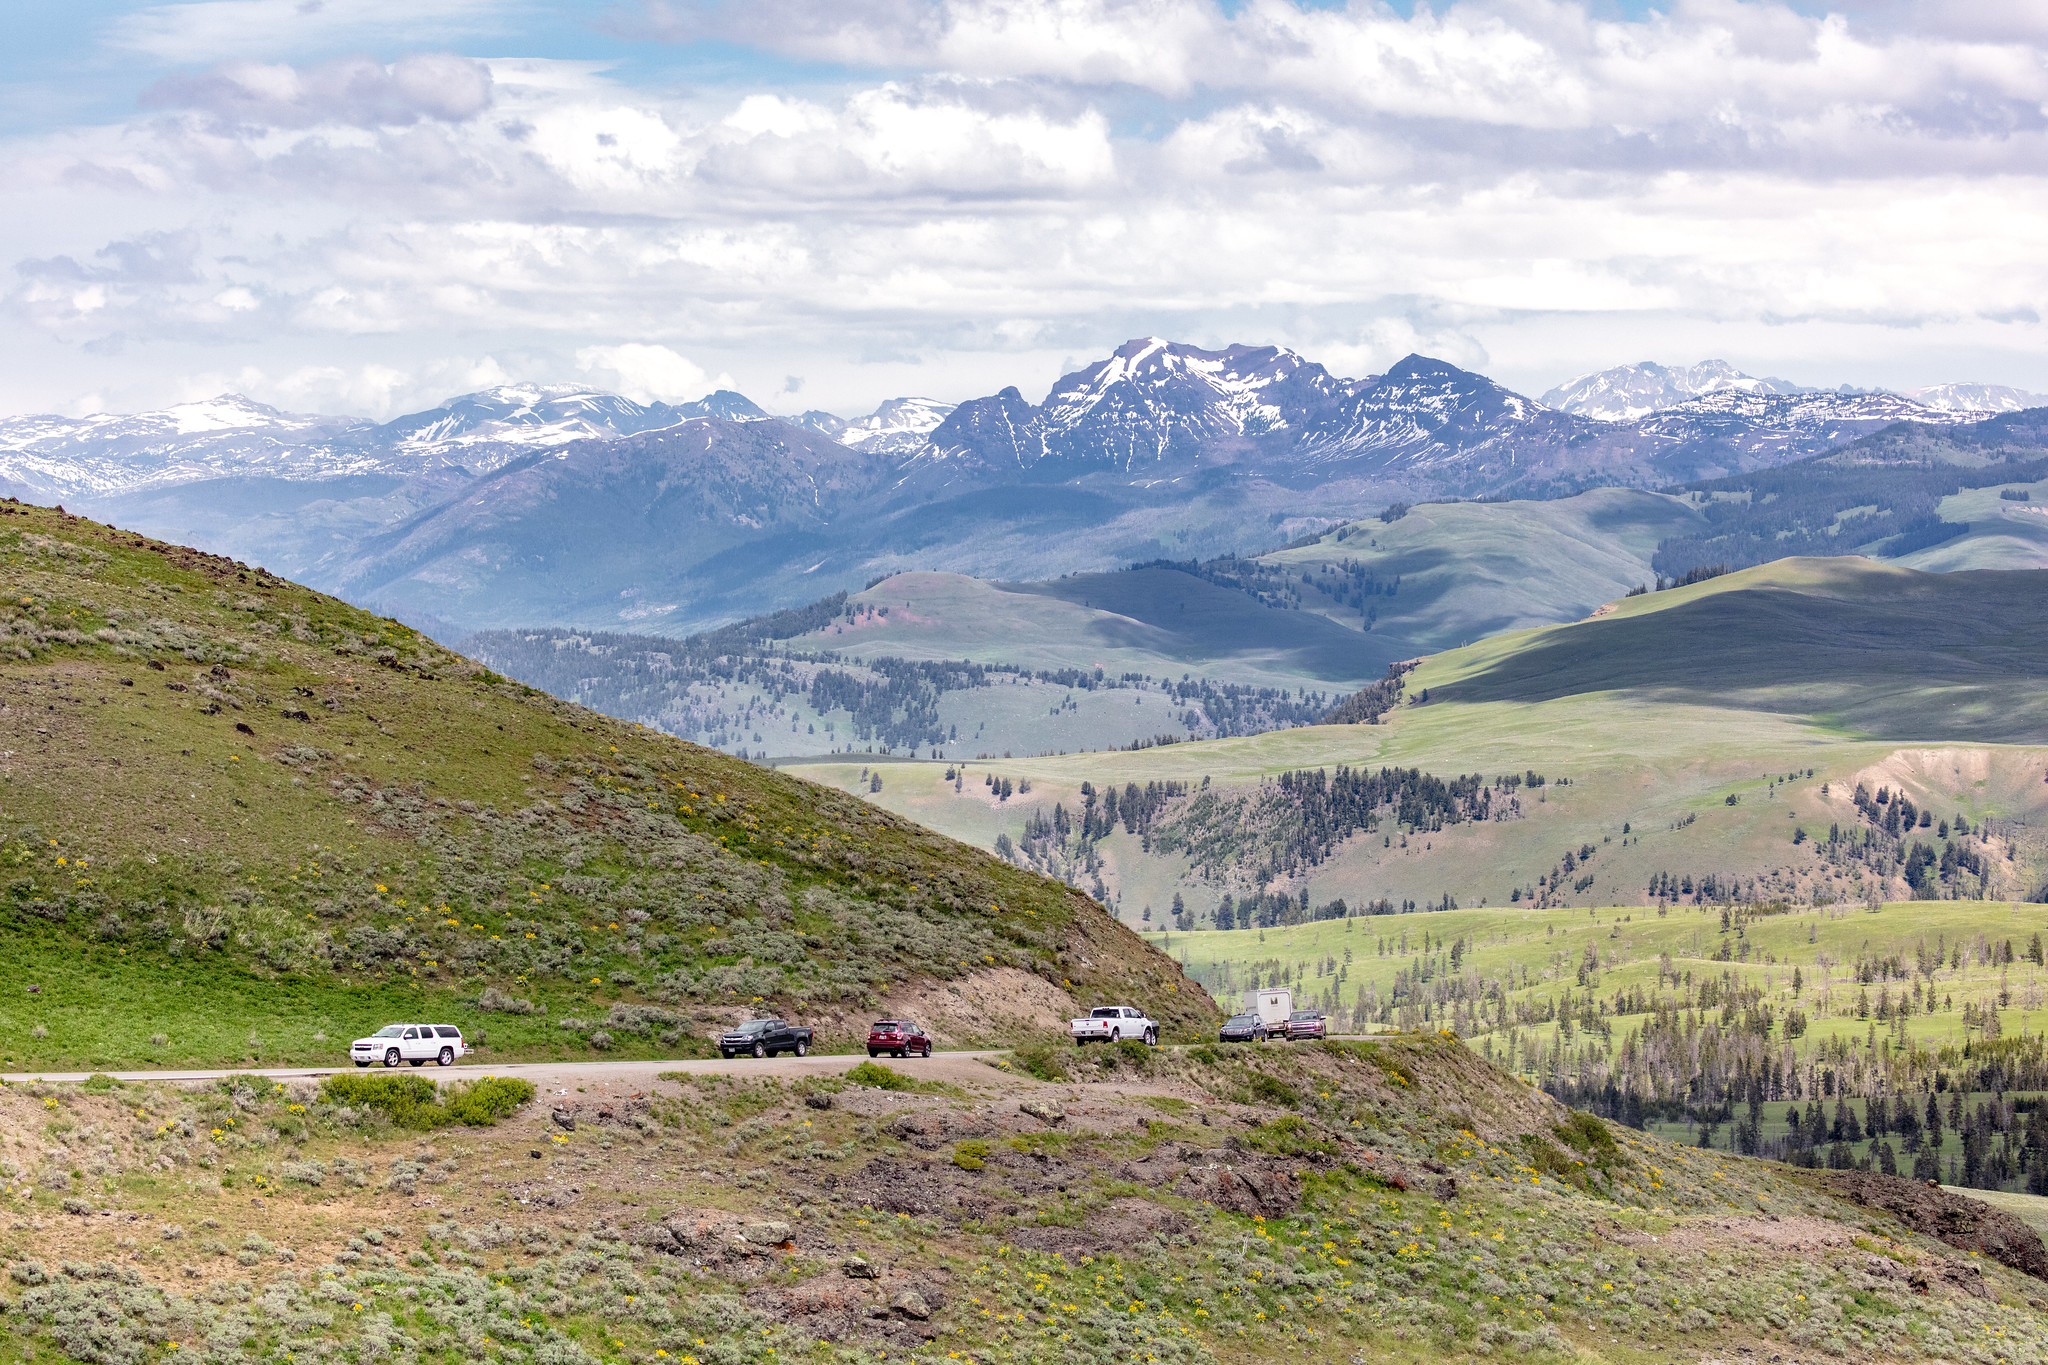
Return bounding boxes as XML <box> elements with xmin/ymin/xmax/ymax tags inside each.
<box><xmin>1244</xmin><ymin>988</ymin><xmax>1294</xmax><ymax>1029</ymax></box>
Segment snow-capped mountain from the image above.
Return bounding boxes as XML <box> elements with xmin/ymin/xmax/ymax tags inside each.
<box><xmin>1542</xmin><ymin>360</ymin><xmax>1808</xmax><ymax>422</ymax></box>
<box><xmin>1302</xmin><ymin>354</ymin><xmax>1573</xmax><ymax>471</ymax></box>
<box><xmin>10</xmin><ymin>339</ymin><xmax>2032</xmax><ymax>636</ymax></box>
<box><xmin>917</xmin><ymin>340</ymin><xmax>1575</xmax><ymax>481</ymax></box>
<box><xmin>0</xmin><ymin>384</ymin><xmax>783</xmax><ymax>501</ymax></box>
<box><xmin>789</xmin><ymin>397</ymin><xmax>957</xmax><ymax>454</ymax></box>
<box><xmin>373</xmin><ymin>384</ymin><xmax>768</xmax><ymax>452</ymax></box>
<box><xmin>1625</xmin><ymin>388</ymin><xmax>1968</xmax><ymax>470</ymax></box>
<box><xmin>1902</xmin><ymin>383</ymin><xmax>2048</xmax><ymax>414</ymax></box>
<box><xmin>371</xmin><ymin>384</ymin><xmax>680</xmax><ymax>451</ymax></box>
<box><xmin>0</xmin><ymin>394</ymin><xmax>370</xmax><ymax>499</ymax></box>
<box><xmin>919</xmin><ymin>339</ymin><xmax>1361</xmax><ymax>476</ymax></box>
<box><xmin>835</xmin><ymin>397</ymin><xmax>956</xmax><ymax>454</ymax></box>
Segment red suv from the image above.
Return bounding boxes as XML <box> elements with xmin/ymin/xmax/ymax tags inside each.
<box><xmin>1285</xmin><ymin>1010</ymin><xmax>1328</xmax><ymax>1040</ymax></box>
<box><xmin>866</xmin><ymin>1020</ymin><xmax>932</xmax><ymax>1058</ymax></box>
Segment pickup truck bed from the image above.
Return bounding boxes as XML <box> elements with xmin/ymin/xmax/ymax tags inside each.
<box><xmin>1069</xmin><ymin>1006</ymin><xmax>1158</xmax><ymax>1047</ymax></box>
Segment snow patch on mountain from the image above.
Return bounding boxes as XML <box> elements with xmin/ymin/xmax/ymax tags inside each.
<box><xmin>1901</xmin><ymin>383</ymin><xmax>2048</xmax><ymax>414</ymax></box>
<box><xmin>1543</xmin><ymin>360</ymin><xmax>1808</xmax><ymax>421</ymax></box>
<box><xmin>834</xmin><ymin>397</ymin><xmax>956</xmax><ymax>453</ymax></box>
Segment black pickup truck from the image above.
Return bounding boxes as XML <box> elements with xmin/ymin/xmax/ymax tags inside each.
<box><xmin>717</xmin><ymin>1018</ymin><xmax>813</xmax><ymax>1059</ymax></box>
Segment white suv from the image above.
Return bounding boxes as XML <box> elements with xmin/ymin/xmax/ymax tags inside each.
<box><xmin>350</xmin><ymin>1024</ymin><xmax>468</xmax><ymax>1068</ymax></box>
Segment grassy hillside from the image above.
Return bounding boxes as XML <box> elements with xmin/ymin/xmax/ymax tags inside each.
<box><xmin>1428</xmin><ymin>557</ymin><xmax>2048</xmax><ymax>743</ymax></box>
<box><xmin>465</xmin><ymin>490</ymin><xmax>1711</xmax><ymax>767</ymax></box>
<box><xmin>790</xmin><ymin>555</ymin><xmax>2048</xmax><ymax>925</ymax></box>
<box><xmin>1261</xmin><ymin>487</ymin><xmax>1704</xmax><ymax>652</ymax></box>
<box><xmin>1901</xmin><ymin>473</ymin><xmax>2048</xmax><ymax>572</ymax></box>
<box><xmin>0</xmin><ymin>503</ymin><xmax>1213</xmax><ymax>1070</ymax></box>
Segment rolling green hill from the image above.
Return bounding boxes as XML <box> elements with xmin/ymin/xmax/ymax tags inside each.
<box><xmin>1259</xmin><ymin>486</ymin><xmax>1705</xmax><ymax>652</ymax></box>
<box><xmin>786</xmin><ymin>556</ymin><xmax>2048</xmax><ymax>940</ymax></box>
<box><xmin>461</xmin><ymin>489</ymin><xmax>1718</xmax><ymax>767</ymax></box>
<box><xmin>0</xmin><ymin>503</ymin><xmax>1211</xmax><ymax>1070</ymax></box>
<box><xmin>1428</xmin><ymin>557</ymin><xmax>2048</xmax><ymax>742</ymax></box>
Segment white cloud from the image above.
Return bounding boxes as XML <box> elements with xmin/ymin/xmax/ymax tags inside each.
<box><xmin>575</xmin><ymin>344</ymin><xmax>728</xmax><ymax>404</ymax></box>
<box><xmin>3</xmin><ymin>1</ymin><xmax>2048</xmax><ymax>417</ymax></box>
<box><xmin>114</xmin><ymin>0</ymin><xmax>524</xmax><ymax>63</ymax></box>
<box><xmin>141</xmin><ymin>54</ymin><xmax>494</xmax><ymax>129</ymax></box>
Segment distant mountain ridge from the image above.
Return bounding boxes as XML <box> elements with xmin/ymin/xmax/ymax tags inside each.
<box><xmin>6</xmin><ymin>340</ymin><xmax>2039</xmax><ymax>635</ymax></box>
<box><xmin>1543</xmin><ymin>360</ymin><xmax>1809</xmax><ymax>421</ymax></box>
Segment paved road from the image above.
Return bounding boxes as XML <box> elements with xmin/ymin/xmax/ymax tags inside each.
<box><xmin>1</xmin><ymin>1050</ymin><xmax>1011</xmax><ymax>1090</ymax></box>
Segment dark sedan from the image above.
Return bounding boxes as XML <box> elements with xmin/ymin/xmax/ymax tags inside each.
<box><xmin>1285</xmin><ymin>1010</ymin><xmax>1328</xmax><ymax>1041</ymax></box>
<box><xmin>1218</xmin><ymin>1013</ymin><xmax>1269</xmax><ymax>1043</ymax></box>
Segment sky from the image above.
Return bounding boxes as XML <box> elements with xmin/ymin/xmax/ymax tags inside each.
<box><xmin>3</xmin><ymin>0</ymin><xmax>2046</xmax><ymax>420</ymax></box>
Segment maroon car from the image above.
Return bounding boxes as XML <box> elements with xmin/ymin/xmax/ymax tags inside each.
<box><xmin>1285</xmin><ymin>1010</ymin><xmax>1328</xmax><ymax>1041</ymax></box>
<box><xmin>866</xmin><ymin>1019</ymin><xmax>932</xmax><ymax>1058</ymax></box>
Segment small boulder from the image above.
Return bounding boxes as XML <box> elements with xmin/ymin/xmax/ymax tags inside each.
<box><xmin>891</xmin><ymin>1290</ymin><xmax>932</xmax><ymax>1320</ymax></box>
<box><xmin>743</xmin><ymin>1221</ymin><xmax>793</xmax><ymax>1245</ymax></box>
<box><xmin>627</xmin><ymin>1223</ymin><xmax>681</xmax><ymax>1253</ymax></box>
<box><xmin>804</xmin><ymin>1091</ymin><xmax>834</xmax><ymax>1110</ymax></box>
<box><xmin>1019</xmin><ymin>1099</ymin><xmax>1065</xmax><ymax>1126</ymax></box>
<box><xmin>843</xmin><ymin>1256</ymin><xmax>878</xmax><ymax>1279</ymax></box>
<box><xmin>551</xmin><ymin>1109</ymin><xmax>576</xmax><ymax>1132</ymax></box>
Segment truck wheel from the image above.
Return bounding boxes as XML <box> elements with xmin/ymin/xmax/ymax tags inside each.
<box><xmin>1109</xmin><ymin>1029</ymin><xmax>1120</xmax><ymax>1043</ymax></box>
<box><xmin>794</xmin><ymin>1040</ymin><xmax>808</xmax><ymax>1057</ymax></box>
<box><xmin>752</xmin><ymin>1042</ymin><xmax>767</xmax><ymax>1059</ymax></box>
<box><xmin>437</xmin><ymin>1047</ymin><xmax>453</xmax><ymax>1066</ymax></box>
<box><xmin>383</xmin><ymin>1049</ymin><xmax>400</xmax><ymax>1067</ymax></box>
<box><xmin>1146</xmin><ymin>1028</ymin><xmax>1158</xmax><ymax>1047</ymax></box>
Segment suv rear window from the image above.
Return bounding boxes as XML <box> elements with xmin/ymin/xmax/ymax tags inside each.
<box><xmin>872</xmin><ymin>1021</ymin><xmax>903</xmax><ymax>1030</ymax></box>
<box><xmin>435</xmin><ymin>1026</ymin><xmax>462</xmax><ymax>1038</ymax></box>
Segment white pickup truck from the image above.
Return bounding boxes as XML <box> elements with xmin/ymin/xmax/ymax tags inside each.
<box><xmin>1069</xmin><ymin>1005</ymin><xmax>1159</xmax><ymax>1047</ymax></box>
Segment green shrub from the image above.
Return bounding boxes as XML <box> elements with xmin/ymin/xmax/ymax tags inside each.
<box><xmin>1249</xmin><ymin>1074</ymin><xmax>1301</xmax><ymax>1107</ymax></box>
<box><xmin>1115</xmin><ymin>1038</ymin><xmax>1155</xmax><ymax>1071</ymax></box>
<box><xmin>1243</xmin><ymin>1115</ymin><xmax>1338</xmax><ymax>1158</ymax></box>
<box><xmin>1006</xmin><ymin>1039</ymin><xmax>1070</xmax><ymax>1083</ymax></box>
<box><xmin>1521</xmin><ymin>1134</ymin><xmax>1580</xmax><ymax>1182</ymax></box>
<box><xmin>1555</xmin><ymin>1110</ymin><xmax>1618</xmax><ymax>1157</ymax></box>
<box><xmin>1188</xmin><ymin>1045</ymin><xmax>1219</xmax><ymax>1065</ymax></box>
<box><xmin>445</xmin><ymin>1077</ymin><xmax>535</xmax><ymax>1126</ymax></box>
<box><xmin>81</xmin><ymin>1074</ymin><xmax>117</xmax><ymax>1093</ymax></box>
<box><xmin>1357</xmin><ymin>1043</ymin><xmax>1414</xmax><ymax>1088</ymax></box>
<box><xmin>321</xmin><ymin>1073</ymin><xmax>441</xmax><ymax>1126</ymax></box>
<box><xmin>1008</xmin><ymin>1131</ymin><xmax>1072</xmax><ymax>1157</ymax></box>
<box><xmin>317</xmin><ymin>1073</ymin><xmax>532</xmax><ymax>1130</ymax></box>
<box><xmin>844</xmin><ymin>1061</ymin><xmax>912</xmax><ymax>1091</ymax></box>
<box><xmin>952</xmin><ymin>1139</ymin><xmax>991</xmax><ymax>1171</ymax></box>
